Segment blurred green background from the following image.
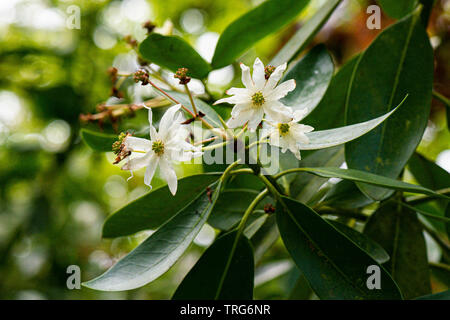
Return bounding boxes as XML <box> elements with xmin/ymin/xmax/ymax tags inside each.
<box><xmin>0</xmin><ymin>0</ymin><xmax>448</xmax><ymax>299</ymax></box>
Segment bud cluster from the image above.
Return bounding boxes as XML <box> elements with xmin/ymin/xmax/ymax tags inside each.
<box><xmin>264</xmin><ymin>65</ymin><xmax>276</xmax><ymax>80</ymax></box>
<box><xmin>112</xmin><ymin>132</ymin><xmax>132</xmax><ymax>164</ymax></box>
<box><xmin>174</xmin><ymin>68</ymin><xmax>191</xmax><ymax>85</ymax></box>
<box><xmin>134</xmin><ymin>70</ymin><xmax>150</xmax><ymax>85</ymax></box>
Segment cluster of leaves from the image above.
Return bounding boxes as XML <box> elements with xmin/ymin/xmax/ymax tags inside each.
<box><xmin>80</xmin><ymin>0</ymin><xmax>450</xmax><ymax>300</ymax></box>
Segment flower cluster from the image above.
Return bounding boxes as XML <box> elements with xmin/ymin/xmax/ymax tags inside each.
<box><xmin>214</xmin><ymin>58</ymin><xmax>314</xmax><ymax>160</ymax></box>
<box><xmin>113</xmin><ymin>58</ymin><xmax>314</xmax><ymax>194</ymax></box>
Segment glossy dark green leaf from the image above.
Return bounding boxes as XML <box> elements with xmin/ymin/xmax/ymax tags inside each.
<box><xmin>287</xmin><ymin>167</ymin><xmax>449</xmax><ymax>199</ymax></box>
<box><xmin>364</xmin><ymin>202</ymin><xmax>431</xmax><ymax>299</ymax></box>
<box><xmin>377</xmin><ymin>0</ymin><xmax>418</xmax><ymax>19</ymax></box>
<box><xmin>251</xmin><ymin>214</ymin><xmax>279</xmax><ymax>264</ymax></box>
<box><xmin>211</xmin><ymin>0</ymin><xmax>309</xmax><ymax>69</ymax></box>
<box><xmin>172</xmin><ymin>231</ymin><xmax>254</xmax><ymax>299</ymax></box>
<box><xmin>327</xmin><ymin>220</ymin><xmax>390</xmax><ymax>264</ymax></box>
<box><xmin>322</xmin><ymin>180</ymin><xmax>373</xmax><ymax>209</ymax></box>
<box><xmin>416</xmin><ymin>290</ymin><xmax>450</xmax><ymax>300</ymax></box>
<box><xmin>303</xmin><ymin>56</ymin><xmax>359</xmax><ymax>131</ymax></box>
<box><xmin>345</xmin><ymin>11</ymin><xmax>434</xmax><ymax>200</ymax></box>
<box><xmin>281</xmin><ymin>45</ymin><xmax>334</xmax><ymax>114</ymax></box>
<box><xmin>80</xmin><ymin>129</ymin><xmax>117</xmax><ymax>152</ymax></box>
<box><xmin>408</xmin><ymin>152</ymin><xmax>450</xmax><ymax>233</ymax></box>
<box><xmin>271</xmin><ymin>0</ymin><xmax>342</xmax><ymax>65</ymax></box>
<box><xmin>208</xmin><ymin>189</ymin><xmax>265</xmax><ymax>231</ymax></box>
<box><xmin>103</xmin><ymin>174</ymin><xmax>219</xmax><ymax>238</ymax></box>
<box><xmin>446</xmin><ymin>203</ymin><xmax>450</xmax><ymax>239</ymax></box>
<box><xmin>139</xmin><ymin>34</ymin><xmax>211</xmax><ymax>79</ymax></box>
<box><xmin>289</xmin><ymin>147</ymin><xmax>344</xmax><ymax>203</ymax></box>
<box><xmin>83</xmin><ymin>180</ymin><xmax>222</xmax><ymax>291</ymax></box>
<box><xmin>277</xmin><ymin>196</ymin><xmax>402</xmax><ymax>299</ymax></box>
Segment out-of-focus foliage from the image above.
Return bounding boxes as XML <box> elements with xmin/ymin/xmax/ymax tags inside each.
<box><xmin>0</xmin><ymin>0</ymin><xmax>449</xmax><ymax>300</ymax></box>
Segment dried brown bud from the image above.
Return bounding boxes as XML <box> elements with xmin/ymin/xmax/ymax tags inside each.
<box><xmin>107</xmin><ymin>67</ymin><xmax>118</xmax><ymax>83</ymax></box>
<box><xmin>113</xmin><ymin>132</ymin><xmax>132</xmax><ymax>164</ymax></box>
<box><xmin>111</xmin><ymin>87</ymin><xmax>123</xmax><ymax>99</ymax></box>
<box><xmin>143</xmin><ymin>21</ymin><xmax>156</xmax><ymax>34</ymax></box>
<box><xmin>264</xmin><ymin>65</ymin><xmax>276</xmax><ymax>80</ymax></box>
<box><xmin>124</xmin><ymin>35</ymin><xmax>137</xmax><ymax>48</ymax></box>
<box><xmin>263</xmin><ymin>204</ymin><xmax>276</xmax><ymax>214</ymax></box>
<box><xmin>174</xmin><ymin>68</ymin><xmax>191</xmax><ymax>85</ymax></box>
<box><xmin>133</xmin><ymin>70</ymin><xmax>150</xmax><ymax>85</ymax></box>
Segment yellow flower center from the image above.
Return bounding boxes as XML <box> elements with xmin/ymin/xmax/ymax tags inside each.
<box><xmin>251</xmin><ymin>91</ymin><xmax>265</xmax><ymax>107</ymax></box>
<box><xmin>278</xmin><ymin>123</ymin><xmax>290</xmax><ymax>135</ymax></box>
<box><xmin>152</xmin><ymin>140</ymin><xmax>165</xmax><ymax>156</ymax></box>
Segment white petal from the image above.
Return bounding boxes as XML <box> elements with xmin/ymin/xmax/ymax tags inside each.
<box><xmin>227</xmin><ymin>108</ymin><xmax>256</xmax><ymax>128</ymax></box>
<box><xmin>265</xmin><ymin>79</ymin><xmax>296</xmax><ymax>101</ymax></box>
<box><xmin>293</xmin><ymin>108</ymin><xmax>309</xmax><ymax>122</ymax></box>
<box><xmin>214</xmin><ymin>95</ymin><xmax>250</xmax><ymax>105</ymax></box>
<box><xmin>121</xmin><ymin>152</ymin><xmax>153</xmax><ymax>171</ymax></box>
<box><xmin>226</xmin><ymin>87</ymin><xmax>249</xmax><ymax>96</ymax></box>
<box><xmin>267</xmin><ymin>62</ymin><xmax>287</xmax><ymax>90</ymax></box>
<box><xmin>240</xmin><ymin>63</ymin><xmax>254</xmax><ymax>89</ymax></box>
<box><xmin>159</xmin><ymin>159</ymin><xmax>178</xmax><ymax>195</ymax></box>
<box><xmin>230</xmin><ymin>103</ymin><xmax>252</xmax><ymax>118</ymax></box>
<box><xmin>144</xmin><ymin>155</ymin><xmax>159</xmax><ymax>187</ymax></box>
<box><xmin>247</xmin><ymin>107</ymin><xmax>264</xmax><ymax>131</ymax></box>
<box><xmin>252</xmin><ymin>58</ymin><xmax>266</xmax><ymax>89</ymax></box>
<box><xmin>124</xmin><ymin>136</ymin><xmax>152</xmax><ymax>152</ymax></box>
<box><xmin>264</xmin><ymin>101</ymin><xmax>293</xmax><ymax>123</ymax></box>
<box><xmin>159</xmin><ymin>104</ymin><xmax>182</xmax><ymax>141</ymax></box>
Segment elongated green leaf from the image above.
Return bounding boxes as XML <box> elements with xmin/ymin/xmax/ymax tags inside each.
<box><xmin>277</xmin><ymin>196</ymin><xmax>402</xmax><ymax>299</ymax></box>
<box><xmin>167</xmin><ymin>90</ymin><xmax>222</xmax><ymax>127</ymax></box>
<box><xmin>80</xmin><ymin>129</ymin><xmax>117</xmax><ymax>152</ymax></box>
<box><xmin>281</xmin><ymin>45</ymin><xmax>334</xmax><ymax>115</ymax></box>
<box><xmin>290</xmin><ymin>147</ymin><xmax>344</xmax><ymax>202</ymax></box>
<box><xmin>322</xmin><ymin>180</ymin><xmax>373</xmax><ymax>209</ymax></box>
<box><xmin>211</xmin><ymin>0</ymin><xmax>309</xmax><ymax>69</ymax></box>
<box><xmin>364</xmin><ymin>202</ymin><xmax>431</xmax><ymax>299</ymax></box>
<box><xmin>408</xmin><ymin>152</ymin><xmax>450</xmax><ymax>233</ymax></box>
<box><xmin>103</xmin><ymin>174</ymin><xmax>219</xmax><ymax>238</ymax></box>
<box><xmin>139</xmin><ymin>34</ymin><xmax>211</xmax><ymax>79</ymax></box>
<box><xmin>287</xmin><ymin>167</ymin><xmax>449</xmax><ymax>199</ymax></box>
<box><xmin>446</xmin><ymin>203</ymin><xmax>450</xmax><ymax>239</ymax></box>
<box><xmin>172</xmin><ymin>231</ymin><xmax>254</xmax><ymax>299</ymax></box>
<box><xmin>208</xmin><ymin>189</ymin><xmax>263</xmax><ymax>231</ymax></box>
<box><xmin>345</xmin><ymin>11</ymin><xmax>434</xmax><ymax>200</ymax></box>
<box><xmin>83</xmin><ymin>180</ymin><xmax>222</xmax><ymax>291</ymax></box>
<box><xmin>300</xmin><ymin>99</ymin><xmax>406</xmax><ymax>150</ymax></box>
<box><xmin>303</xmin><ymin>56</ymin><xmax>359</xmax><ymax>131</ymax></box>
<box><xmin>416</xmin><ymin>290</ymin><xmax>450</xmax><ymax>300</ymax></box>
<box><xmin>251</xmin><ymin>214</ymin><xmax>279</xmax><ymax>264</ymax></box>
<box><xmin>328</xmin><ymin>220</ymin><xmax>390</xmax><ymax>264</ymax></box>
<box><xmin>271</xmin><ymin>0</ymin><xmax>342</xmax><ymax>65</ymax></box>
<box><xmin>377</xmin><ymin>0</ymin><xmax>418</xmax><ymax>19</ymax></box>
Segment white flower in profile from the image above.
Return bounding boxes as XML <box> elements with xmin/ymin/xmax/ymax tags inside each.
<box><xmin>262</xmin><ymin>108</ymin><xmax>314</xmax><ymax>160</ymax></box>
<box><xmin>121</xmin><ymin>104</ymin><xmax>202</xmax><ymax>195</ymax></box>
<box><xmin>214</xmin><ymin>58</ymin><xmax>295</xmax><ymax>131</ymax></box>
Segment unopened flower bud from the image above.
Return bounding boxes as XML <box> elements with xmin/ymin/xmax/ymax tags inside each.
<box><xmin>124</xmin><ymin>35</ymin><xmax>137</xmax><ymax>48</ymax></box>
<box><xmin>143</xmin><ymin>21</ymin><xmax>156</xmax><ymax>34</ymax></box>
<box><xmin>174</xmin><ymin>68</ymin><xmax>191</xmax><ymax>85</ymax></box>
<box><xmin>264</xmin><ymin>65</ymin><xmax>276</xmax><ymax>80</ymax></box>
<box><xmin>134</xmin><ymin>70</ymin><xmax>150</xmax><ymax>85</ymax></box>
<box><xmin>263</xmin><ymin>204</ymin><xmax>276</xmax><ymax>214</ymax></box>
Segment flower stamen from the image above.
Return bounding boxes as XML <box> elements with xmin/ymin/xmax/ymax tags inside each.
<box><xmin>152</xmin><ymin>140</ymin><xmax>165</xmax><ymax>156</ymax></box>
<box><xmin>251</xmin><ymin>91</ymin><xmax>265</xmax><ymax>107</ymax></box>
<box><xmin>278</xmin><ymin>123</ymin><xmax>290</xmax><ymax>135</ymax></box>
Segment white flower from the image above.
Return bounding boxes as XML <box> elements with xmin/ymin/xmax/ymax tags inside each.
<box><xmin>214</xmin><ymin>58</ymin><xmax>296</xmax><ymax>131</ymax></box>
<box><xmin>121</xmin><ymin>104</ymin><xmax>202</xmax><ymax>195</ymax></box>
<box><xmin>262</xmin><ymin>109</ymin><xmax>314</xmax><ymax>160</ymax></box>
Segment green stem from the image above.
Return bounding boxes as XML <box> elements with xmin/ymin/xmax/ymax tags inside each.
<box><xmin>432</xmin><ymin>90</ymin><xmax>450</xmax><ymax>108</ymax></box>
<box><xmin>184</xmin><ymin>83</ymin><xmax>198</xmax><ymax>116</ymax></box>
<box><xmin>394</xmin><ymin>200</ymin><xmax>450</xmax><ymax>223</ymax></box>
<box><xmin>406</xmin><ymin>187</ymin><xmax>450</xmax><ymax>205</ymax></box>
